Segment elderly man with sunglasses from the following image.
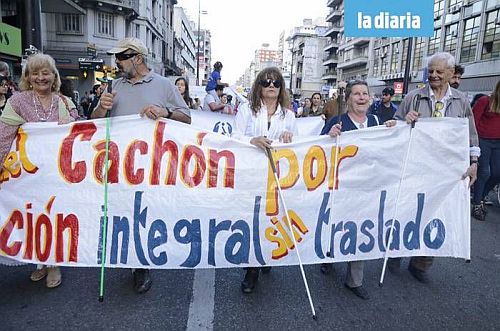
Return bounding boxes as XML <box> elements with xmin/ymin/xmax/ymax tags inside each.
<box><xmin>393</xmin><ymin>52</ymin><xmax>479</xmax><ymax>284</ymax></box>
<box><xmin>91</xmin><ymin>37</ymin><xmax>191</xmax><ymax>294</ymax></box>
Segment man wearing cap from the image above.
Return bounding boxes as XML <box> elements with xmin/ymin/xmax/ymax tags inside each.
<box><xmin>92</xmin><ymin>37</ymin><xmax>191</xmax><ymax>294</ymax></box>
<box><xmin>91</xmin><ymin>37</ymin><xmax>190</xmax><ymax>124</ymax></box>
<box><xmin>368</xmin><ymin>87</ymin><xmax>398</xmax><ymax>123</ymax></box>
<box><xmin>393</xmin><ymin>52</ymin><xmax>479</xmax><ymax>284</ymax></box>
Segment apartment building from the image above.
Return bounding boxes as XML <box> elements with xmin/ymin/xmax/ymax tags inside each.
<box><xmin>323</xmin><ymin>0</ymin><xmax>500</xmax><ymax>95</ymax></box>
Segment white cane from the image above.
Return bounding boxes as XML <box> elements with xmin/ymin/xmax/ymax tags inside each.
<box><xmin>327</xmin><ymin>133</ymin><xmax>341</xmax><ymax>259</ymax></box>
<box><xmin>265</xmin><ymin>147</ymin><xmax>317</xmax><ymax>319</ymax></box>
<box><xmin>379</xmin><ymin>94</ymin><xmax>421</xmax><ymax>286</ymax></box>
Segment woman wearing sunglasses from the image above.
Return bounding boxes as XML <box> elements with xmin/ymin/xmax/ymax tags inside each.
<box><xmin>232</xmin><ymin>67</ymin><xmax>297</xmax><ymax>293</ymax></box>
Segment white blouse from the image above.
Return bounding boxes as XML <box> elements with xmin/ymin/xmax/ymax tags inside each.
<box><xmin>232</xmin><ymin>102</ymin><xmax>298</xmax><ymax>144</ymax></box>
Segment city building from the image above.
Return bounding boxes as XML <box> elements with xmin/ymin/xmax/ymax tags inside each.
<box><xmin>236</xmin><ymin>43</ymin><xmax>281</xmax><ymax>88</ymax></box>
<box><xmin>194</xmin><ymin>28</ymin><xmax>211</xmax><ymax>85</ymax></box>
<box><xmin>288</xmin><ymin>18</ymin><xmax>329</xmax><ymax>98</ymax></box>
<box><xmin>173</xmin><ymin>7</ymin><xmax>196</xmax><ymax>81</ymax></box>
<box><xmin>323</xmin><ymin>0</ymin><xmax>342</xmax><ymax>90</ymax></box>
<box><xmin>0</xmin><ymin>0</ymin><xmax>183</xmax><ymax>97</ymax></box>
<box><xmin>323</xmin><ymin>0</ymin><xmax>500</xmax><ymax>96</ymax></box>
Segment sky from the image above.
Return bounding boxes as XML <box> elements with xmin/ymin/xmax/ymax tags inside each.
<box><xmin>176</xmin><ymin>0</ymin><xmax>327</xmax><ymax>85</ymax></box>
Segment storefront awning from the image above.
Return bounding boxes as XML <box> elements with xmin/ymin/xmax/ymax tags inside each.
<box><xmin>41</xmin><ymin>0</ymin><xmax>85</xmax><ymax>14</ymax></box>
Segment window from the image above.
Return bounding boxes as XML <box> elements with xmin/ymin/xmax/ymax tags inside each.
<box><xmin>481</xmin><ymin>9</ymin><xmax>500</xmax><ymax>59</ymax></box>
<box><xmin>58</xmin><ymin>14</ymin><xmax>82</xmax><ymax>34</ymax></box>
<box><xmin>428</xmin><ymin>28</ymin><xmax>441</xmax><ymax>55</ymax></box>
<box><xmin>443</xmin><ymin>23</ymin><xmax>459</xmax><ymax>54</ymax></box>
<box><xmin>434</xmin><ymin>0</ymin><xmax>445</xmax><ymax>18</ymax></box>
<box><xmin>381</xmin><ymin>45</ymin><xmax>389</xmax><ymax>75</ymax></box>
<box><xmin>96</xmin><ymin>12</ymin><xmax>115</xmax><ymax>38</ymax></box>
<box><xmin>390</xmin><ymin>42</ymin><xmax>399</xmax><ymax>73</ymax></box>
<box><xmin>373</xmin><ymin>49</ymin><xmax>380</xmax><ymax>76</ymax></box>
<box><xmin>461</xmin><ymin>16</ymin><xmax>481</xmax><ymax>62</ymax></box>
<box><xmin>135</xmin><ymin>24</ymin><xmax>140</xmax><ymax>38</ymax></box>
<box><xmin>412</xmin><ymin>37</ymin><xmax>425</xmax><ymax>71</ymax></box>
<box><xmin>401</xmin><ymin>39</ymin><xmax>409</xmax><ymax>72</ymax></box>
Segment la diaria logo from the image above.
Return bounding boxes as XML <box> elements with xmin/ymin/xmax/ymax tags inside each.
<box><xmin>344</xmin><ymin>0</ymin><xmax>434</xmax><ymax>37</ymax></box>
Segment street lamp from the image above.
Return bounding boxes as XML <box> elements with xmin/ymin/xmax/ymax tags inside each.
<box><xmin>196</xmin><ymin>0</ymin><xmax>207</xmax><ymax>86</ymax></box>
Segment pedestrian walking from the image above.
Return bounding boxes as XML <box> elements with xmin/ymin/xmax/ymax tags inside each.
<box><xmin>91</xmin><ymin>37</ymin><xmax>190</xmax><ymax>294</ymax></box>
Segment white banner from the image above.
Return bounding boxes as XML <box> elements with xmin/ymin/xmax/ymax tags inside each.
<box><xmin>191</xmin><ymin>110</ymin><xmax>324</xmax><ymax>137</ymax></box>
<box><xmin>0</xmin><ymin>116</ymin><xmax>470</xmax><ymax>268</ymax></box>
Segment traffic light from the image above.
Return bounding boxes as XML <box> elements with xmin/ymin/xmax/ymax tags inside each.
<box><xmin>83</xmin><ymin>70</ymin><xmax>88</xmax><ymax>79</ymax></box>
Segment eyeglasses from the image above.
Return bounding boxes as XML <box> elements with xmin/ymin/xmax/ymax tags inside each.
<box><xmin>259</xmin><ymin>78</ymin><xmax>282</xmax><ymax>88</ymax></box>
<box><xmin>0</xmin><ymin>83</ymin><xmax>8</xmax><ymax>88</ymax></box>
<box><xmin>433</xmin><ymin>101</ymin><xmax>444</xmax><ymax>117</ymax></box>
<box><xmin>115</xmin><ymin>52</ymin><xmax>138</xmax><ymax>61</ymax></box>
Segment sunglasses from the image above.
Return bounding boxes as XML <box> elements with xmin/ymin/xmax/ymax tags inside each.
<box><xmin>433</xmin><ymin>101</ymin><xmax>444</xmax><ymax>117</ymax></box>
<box><xmin>115</xmin><ymin>52</ymin><xmax>138</xmax><ymax>61</ymax></box>
<box><xmin>259</xmin><ymin>78</ymin><xmax>282</xmax><ymax>88</ymax></box>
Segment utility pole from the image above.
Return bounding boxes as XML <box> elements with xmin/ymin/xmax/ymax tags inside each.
<box><xmin>196</xmin><ymin>0</ymin><xmax>200</xmax><ymax>86</ymax></box>
<box><xmin>402</xmin><ymin>37</ymin><xmax>414</xmax><ymax>95</ymax></box>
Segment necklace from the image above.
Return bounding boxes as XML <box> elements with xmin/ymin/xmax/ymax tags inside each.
<box><xmin>33</xmin><ymin>92</ymin><xmax>56</xmax><ymax>122</ymax></box>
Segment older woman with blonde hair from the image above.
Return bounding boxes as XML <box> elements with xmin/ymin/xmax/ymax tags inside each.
<box><xmin>232</xmin><ymin>67</ymin><xmax>297</xmax><ymax>293</ymax></box>
<box><xmin>0</xmin><ymin>53</ymin><xmax>78</xmax><ymax>288</ymax></box>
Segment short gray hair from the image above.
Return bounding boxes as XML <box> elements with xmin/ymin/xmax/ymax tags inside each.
<box><xmin>428</xmin><ymin>52</ymin><xmax>455</xmax><ymax>69</ymax></box>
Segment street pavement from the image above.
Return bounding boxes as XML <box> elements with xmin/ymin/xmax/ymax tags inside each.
<box><xmin>1</xmin><ymin>200</ymin><xmax>499</xmax><ymax>330</ymax></box>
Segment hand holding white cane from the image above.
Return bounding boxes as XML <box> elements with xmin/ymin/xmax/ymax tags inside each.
<box><xmin>264</xmin><ymin>147</ymin><xmax>317</xmax><ymax>319</ymax></box>
<box><xmin>379</xmin><ymin>94</ymin><xmax>421</xmax><ymax>286</ymax></box>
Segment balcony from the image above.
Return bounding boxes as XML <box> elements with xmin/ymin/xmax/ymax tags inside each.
<box><xmin>352</xmin><ymin>38</ymin><xmax>370</xmax><ymax>46</ymax></box>
<box><xmin>324</xmin><ymin>40</ymin><xmax>339</xmax><ymax>52</ymax></box>
<box><xmin>326</xmin><ymin>8</ymin><xmax>342</xmax><ymax>22</ymax></box>
<box><xmin>79</xmin><ymin>0</ymin><xmax>139</xmax><ymax>15</ymax></box>
<box><xmin>337</xmin><ymin>56</ymin><xmax>369</xmax><ymax>69</ymax></box>
<box><xmin>339</xmin><ymin>37</ymin><xmax>371</xmax><ymax>51</ymax></box>
<box><xmin>327</xmin><ymin>0</ymin><xmax>342</xmax><ymax>8</ymax></box>
<box><xmin>322</xmin><ymin>69</ymin><xmax>337</xmax><ymax>80</ymax></box>
<box><xmin>322</xmin><ymin>54</ymin><xmax>339</xmax><ymax>66</ymax></box>
<box><xmin>325</xmin><ymin>24</ymin><xmax>342</xmax><ymax>37</ymax></box>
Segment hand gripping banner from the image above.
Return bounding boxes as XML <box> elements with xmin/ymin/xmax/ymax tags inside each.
<box><xmin>0</xmin><ymin>116</ymin><xmax>470</xmax><ymax>268</ymax></box>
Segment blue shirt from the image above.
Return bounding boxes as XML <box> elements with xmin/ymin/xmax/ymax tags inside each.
<box><xmin>206</xmin><ymin>71</ymin><xmax>221</xmax><ymax>92</ymax></box>
<box><xmin>368</xmin><ymin>100</ymin><xmax>398</xmax><ymax>123</ymax></box>
<box><xmin>321</xmin><ymin>113</ymin><xmax>380</xmax><ymax>135</ymax></box>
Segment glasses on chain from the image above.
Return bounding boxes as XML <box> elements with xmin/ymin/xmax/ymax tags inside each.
<box><xmin>433</xmin><ymin>101</ymin><xmax>444</xmax><ymax>117</ymax></box>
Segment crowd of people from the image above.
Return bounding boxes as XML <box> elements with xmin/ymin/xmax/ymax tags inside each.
<box><xmin>0</xmin><ymin>39</ymin><xmax>498</xmax><ymax>301</ymax></box>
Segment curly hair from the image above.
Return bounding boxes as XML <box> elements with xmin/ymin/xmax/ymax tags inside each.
<box><xmin>249</xmin><ymin>67</ymin><xmax>290</xmax><ymax>115</ymax></box>
<box><xmin>19</xmin><ymin>54</ymin><xmax>61</xmax><ymax>92</ymax></box>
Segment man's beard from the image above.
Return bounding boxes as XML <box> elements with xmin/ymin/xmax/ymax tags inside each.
<box><xmin>450</xmin><ymin>83</ymin><xmax>459</xmax><ymax>89</ymax></box>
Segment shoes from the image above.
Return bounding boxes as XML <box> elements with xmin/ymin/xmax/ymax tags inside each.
<box><xmin>46</xmin><ymin>267</ymin><xmax>62</xmax><ymax>288</ymax></box>
<box><xmin>261</xmin><ymin>266</ymin><xmax>272</xmax><ymax>274</ymax></box>
<box><xmin>133</xmin><ymin>269</ymin><xmax>152</xmax><ymax>294</ymax></box>
<box><xmin>30</xmin><ymin>267</ymin><xmax>48</xmax><ymax>282</ymax></box>
<box><xmin>408</xmin><ymin>264</ymin><xmax>429</xmax><ymax>284</ymax></box>
<box><xmin>387</xmin><ymin>258</ymin><xmax>401</xmax><ymax>273</ymax></box>
<box><xmin>484</xmin><ymin>195</ymin><xmax>493</xmax><ymax>205</ymax></box>
<box><xmin>471</xmin><ymin>203</ymin><xmax>486</xmax><ymax>221</ymax></box>
<box><xmin>320</xmin><ymin>263</ymin><xmax>333</xmax><ymax>275</ymax></box>
<box><xmin>344</xmin><ymin>284</ymin><xmax>370</xmax><ymax>300</ymax></box>
<box><xmin>241</xmin><ymin>268</ymin><xmax>259</xmax><ymax>294</ymax></box>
